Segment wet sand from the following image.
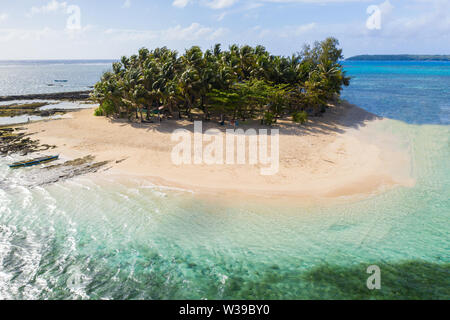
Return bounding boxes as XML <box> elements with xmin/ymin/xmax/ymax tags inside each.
<box><xmin>25</xmin><ymin>101</ymin><xmax>415</xmax><ymax>199</ymax></box>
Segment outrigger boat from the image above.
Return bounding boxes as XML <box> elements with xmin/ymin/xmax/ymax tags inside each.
<box><xmin>9</xmin><ymin>155</ymin><xmax>59</xmax><ymax>169</ymax></box>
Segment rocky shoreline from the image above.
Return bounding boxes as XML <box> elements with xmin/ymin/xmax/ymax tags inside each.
<box><xmin>0</xmin><ymin>127</ymin><xmax>56</xmax><ymax>156</ymax></box>
<box><xmin>0</xmin><ymin>90</ymin><xmax>96</xmax><ymax>125</ymax></box>
<box><xmin>0</xmin><ymin>90</ymin><xmax>92</xmax><ymax>102</ymax></box>
<box><xmin>1</xmin><ymin>104</ymin><xmax>111</xmax><ymax>187</ymax></box>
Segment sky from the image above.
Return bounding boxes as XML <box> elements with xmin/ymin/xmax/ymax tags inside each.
<box><xmin>0</xmin><ymin>0</ymin><xmax>448</xmax><ymax>59</ymax></box>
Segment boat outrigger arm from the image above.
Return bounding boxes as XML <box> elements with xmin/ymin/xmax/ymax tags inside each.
<box><xmin>9</xmin><ymin>155</ymin><xmax>59</xmax><ymax>168</ymax></box>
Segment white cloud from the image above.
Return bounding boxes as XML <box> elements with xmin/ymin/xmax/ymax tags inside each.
<box><xmin>28</xmin><ymin>0</ymin><xmax>68</xmax><ymax>17</ymax></box>
<box><xmin>259</xmin><ymin>0</ymin><xmax>372</xmax><ymax>3</ymax></box>
<box><xmin>0</xmin><ymin>13</ymin><xmax>8</xmax><ymax>22</ymax></box>
<box><xmin>122</xmin><ymin>0</ymin><xmax>132</xmax><ymax>8</ymax></box>
<box><xmin>170</xmin><ymin>22</ymin><xmax>227</xmax><ymax>40</ymax></box>
<box><xmin>361</xmin><ymin>0</ymin><xmax>449</xmax><ymax>39</ymax></box>
<box><xmin>173</xmin><ymin>0</ymin><xmax>192</xmax><ymax>8</ymax></box>
<box><xmin>251</xmin><ymin>22</ymin><xmax>317</xmax><ymax>39</ymax></box>
<box><xmin>205</xmin><ymin>0</ymin><xmax>239</xmax><ymax>9</ymax></box>
<box><xmin>174</xmin><ymin>0</ymin><xmax>368</xmax><ymax>11</ymax></box>
<box><xmin>379</xmin><ymin>0</ymin><xmax>394</xmax><ymax>26</ymax></box>
<box><xmin>2</xmin><ymin>0</ymin><xmax>448</xmax><ymax>59</ymax></box>
<box><xmin>173</xmin><ymin>0</ymin><xmax>240</xmax><ymax>10</ymax></box>
<box><xmin>0</xmin><ymin>24</ymin><xmax>93</xmax><ymax>43</ymax></box>
<box><xmin>0</xmin><ymin>27</ymin><xmax>55</xmax><ymax>42</ymax></box>
<box><xmin>292</xmin><ymin>22</ymin><xmax>317</xmax><ymax>35</ymax></box>
<box><xmin>105</xmin><ymin>23</ymin><xmax>228</xmax><ymax>42</ymax></box>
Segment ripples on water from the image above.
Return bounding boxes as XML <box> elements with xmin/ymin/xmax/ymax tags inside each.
<box><xmin>0</xmin><ymin>121</ymin><xmax>448</xmax><ymax>299</ymax></box>
<box><xmin>0</xmin><ymin>101</ymin><xmax>97</xmax><ymax>126</ymax></box>
<box><xmin>0</xmin><ymin>60</ymin><xmax>113</xmax><ymax>96</ymax></box>
<box><xmin>0</xmin><ymin>61</ymin><xmax>449</xmax><ymax>299</ymax></box>
<box><xmin>342</xmin><ymin>61</ymin><xmax>450</xmax><ymax>125</ymax></box>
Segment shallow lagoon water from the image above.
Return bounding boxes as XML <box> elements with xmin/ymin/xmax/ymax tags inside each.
<box><xmin>0</xmin><ymin>100</ymin><xmax>59</xmax><ymax>106</ymax></box>
<box><xmin>0</xmin><ymin>61</ymin><xmax>449</xmax><ymax>299</ymax></box>
<box><xmin>38</xmin><ymin>102</ymin><xmax>97</xmax><ymax>111</ymax></box>
<box><xmin>0</xmin><ymin>119</ymin><xmax>448</xmax><ymax>299</ymax></box>
<box><xmin>0</xmin><ymin>114</ymin><xmax>64</xmax><ymax>126</ymax></box>
<box><xmin>342</xmin><ymin>61</ymin><xmax>450</xmax><ymax>125</ymax></box>
<box><xmin>0</xmin><ymin>101</ymin><xmax>97</xmax><ymax>126</ymax></box>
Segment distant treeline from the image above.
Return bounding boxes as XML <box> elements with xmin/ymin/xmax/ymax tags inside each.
<box><xmin>347</xmin><ymin>55</ymin><xmax>450</xmax><ymax>61</ymax></box>
<box><xmin>91</xmin><ymin>37</ymin><xmax>350</xmax><ymax>125</ymax></box>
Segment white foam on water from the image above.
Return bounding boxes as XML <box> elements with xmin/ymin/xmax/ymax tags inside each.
<box><xmin>140</xmin><ymin>184</ymin><xmax>195</xmax><ymax>194</ymax></box>
<box><xmin>0</xmin><ymin>101</ymin><xmax>96</xmax><ymax>126</ymax></box>
<box><xmin>0</xmin><ymin>223</ymin><xmax>45</xmax><ymax>299</ymax></box>
<box><xmin>152</xmin><ymin>191</ymin><xmax>168</xmax><ymax>198</ymax></box>
<box><xmin>0</xmin><ymin>100</ymin><xmax>58</xmax><ymax>106</ymax></box>
<box><xmin>0</xmin><ymin>114</ymin><xmax>63</xmax><ymax>126</ymax></box>
<box><xmin>39</xmin><ymin>102</ymin><xmax>97</xmax><ymax>111</ymax></box>
<box><xmin>0</xmin><ymin>119</ymin><xmax>448</xmax><ymax>299</ymax></box>
<box><xmin>0</xmin><ymin>224</ymin><xmax>15</xmax><ymax>299</ymax></box>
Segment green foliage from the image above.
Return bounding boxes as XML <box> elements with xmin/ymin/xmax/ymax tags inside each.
<box><xmin>0</xmin><ymin>102</ymin><xmax>49</xmax><ymax>117</ymax></box>
<box><xmin>94</xmin><ymin>107</ymin><xmax>104</xmax><ymax>117</ymax></box>
<box><xmin>292</xmin><ymin>111</ymin><xmax>308</xmax><ymax>124</ymax></box>
<box><xmin>91</xmin><ymin>38</ymin><xmax>350</xmax><ymax>123</ymax></box>
<box><xmin>263</xmin><ymin>111</ymin><xmax>276</xmax><ymax>125</ymax></box>
<box><xmin>94</xmin><ymin>100</ymin><xmax>116</xmax><ymax>117</ymax></box>
<box><xmin>206</xmin><ymin>89</ymin><xmax>242</xmax><ymax>116</ymax></box>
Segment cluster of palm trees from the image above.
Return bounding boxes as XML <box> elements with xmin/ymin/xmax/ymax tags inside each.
<box><xmin>91</xmin><ymin>37</ymin><xmax>350</xmax><ymax>125</ymax></box>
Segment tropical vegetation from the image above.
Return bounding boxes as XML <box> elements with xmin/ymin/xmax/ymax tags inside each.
<box><xmin>91</xmin><ymin>37</ymin><xmax>350</xmax><ymax>125</ymax></box>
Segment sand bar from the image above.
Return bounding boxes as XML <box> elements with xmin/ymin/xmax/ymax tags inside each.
<box><xmin>24</xmin><ymin>101</ymin><xmax>415</xmax><ymax>199</ymax></box>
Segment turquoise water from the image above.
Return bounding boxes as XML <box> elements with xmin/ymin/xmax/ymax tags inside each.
<box><xmin>342</xmin><ymin>61</ymin><xmax>450</xmax><ymax>125</ymax></box>
<box><xmin>0</xmin><ymin>100</ymin><xmax>97</xmax><ymax>126</ymax></box>
<box><xmin>0</xmin><ymin>61</ymin><xmax>449</xmax><ymax>299</ymax></box>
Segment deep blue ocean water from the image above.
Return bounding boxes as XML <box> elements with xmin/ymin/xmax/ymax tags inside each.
<box><xmin>342</xmin><ymin>61</ymin><xmax>450</xmax><ymax>125</ymax></box>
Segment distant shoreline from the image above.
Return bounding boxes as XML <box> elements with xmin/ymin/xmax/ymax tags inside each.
<box><xmin>346</xmin><ymin>55</ymin><xmax>450</xmax><ymax>61</ymax></box>
<box><xmin>0</xmin><ymin>59</ymin><xmax>116</xmax><ymax>64</ymax></box>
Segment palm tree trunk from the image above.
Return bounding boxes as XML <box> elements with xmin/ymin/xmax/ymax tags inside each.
<box><xmin>167</xmin><ymin>100</ymin><xmax>175</xmax><ymax>118</ymax></box>
<box><xmin>187</xmin><ymin>104</ymin><xmax>192</xmax><ymax>121</ymax></box>
<box><xmin>200</xmin><ymin>95</ymin><xmax>205</xmax><ymax>111</ymax></box>
<box><xmin>146</xmin><ymin>99</ymin><xmax>153</xmax><ymax>121</ymax></box>
<box><xmin>186</xmin><ymin>97</ymin><xmax>193</xmax><ymax>121</ymax></box>
<box><xmin>139</xmin><ymin>106</ymin><xmax>144</xmax><ymax>122</ymax></box>
<box><xmin>204</xmin><ymin>104</ymin><xmax>210</xmax><ymax>121</ymax></box>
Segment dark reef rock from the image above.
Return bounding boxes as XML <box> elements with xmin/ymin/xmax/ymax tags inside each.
<box><xmin>1</xmin><ymin>128</ymin><xmax>110</xmax><ymax>188</ymax></box>
<box><xmin>0</xmin><ymin>90</ymin><xmax>92</xmax><ymax>102</ymax></box>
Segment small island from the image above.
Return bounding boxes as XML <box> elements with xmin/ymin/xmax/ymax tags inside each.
<box><xmin>91</xmin><ymin>38</ymin><xmax>350</xmax><ymax>125</ymax></box>
<box><xmin>15</xmin><ymin>38</ymin><xmax>414</xmax><ymax>198</ymax></box>
<box><xmin>346</xmin><ymin>54</ymin><xmax>450</xmax><ymax>61</ymax></box>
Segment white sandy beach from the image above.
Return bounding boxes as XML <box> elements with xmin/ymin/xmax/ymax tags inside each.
<box><xmin>24</xmin><ymin>101</ymin><xmax>415</xmax><ymax>199</ymax></box>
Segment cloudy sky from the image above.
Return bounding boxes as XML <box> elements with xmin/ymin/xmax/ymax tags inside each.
<box><xmin>0</xmin><ymin>0</ymin><xmax>448</xmax><ymax>59</ymax></box>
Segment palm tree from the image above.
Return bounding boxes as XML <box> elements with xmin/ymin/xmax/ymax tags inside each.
<box><xmin>92</xmin><ymin>38</ymin><xmax>350</xmax><ymax>124</ymax></box>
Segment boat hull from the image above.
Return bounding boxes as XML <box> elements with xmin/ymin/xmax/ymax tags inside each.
<box><xmin>9</xmin><ymin>155</ymin><xmax>59</xmax><ymax>169</ymax></box>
